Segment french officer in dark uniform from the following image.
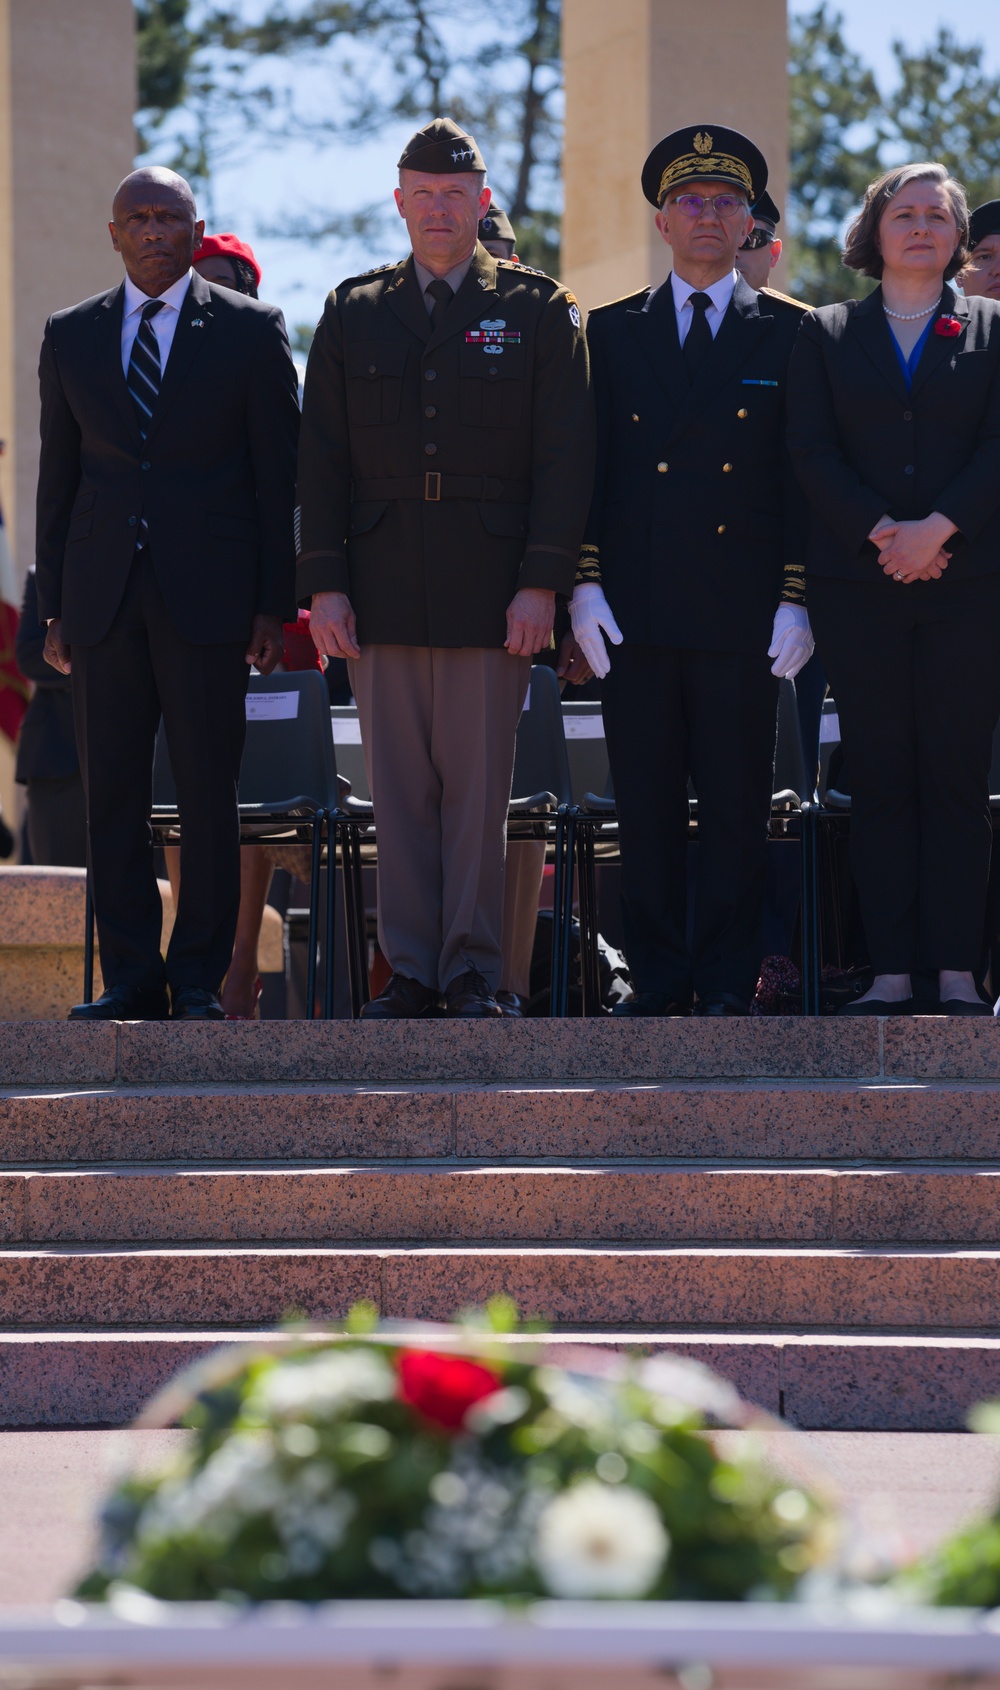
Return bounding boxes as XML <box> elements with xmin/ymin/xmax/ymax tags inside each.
<box><xmin>568</xmin><ymin>125</ymin><xmax>813</xmax><ymax>1017</ymax></box>
<box><xmin>960</xmin><ymin>200</ymin><xmax>1000</xmax><ymax>302</ymax></box>
<box><xmin>297</xmin><ymin>118</ymin><xmax>594</xmax><ymax>1018</ymax></box>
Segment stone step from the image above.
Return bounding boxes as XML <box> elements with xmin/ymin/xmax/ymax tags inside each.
<box><xmin>0</xmin><ymin>1242</ymin><xmax>997</xmax><ymax>1329</ymax></box>
<box><xmin>3</xmin><ymin>1080</ymin><xmax>1000</xmax><ymax>1162</ymax></box>
<box><xmin>7</xmin><ymin>1015</ymin><xmax>1000</xmax><ymax>1087</ymax></box>
<box><xmin>0</xmin><ymin>1329</ymin><xmax>997</xmax><ymax>1431</ymax></box>
<box><xmin>2</xmin><ymin>1163</ymin><xmax>1000</xmax><ymax>1245</ymax></box>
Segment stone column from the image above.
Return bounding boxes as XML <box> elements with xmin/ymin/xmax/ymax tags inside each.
<box><xmin>562</xmin><ymin>0</ymin><xmax>788</xmax><ymax>311</ymax></box>
<box><xmin>0</xmin><ymin>0</ymin><xmax>135</xmax><ymax>837</ymax></box>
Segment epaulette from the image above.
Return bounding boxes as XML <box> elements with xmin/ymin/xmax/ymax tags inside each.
<box><xmin>342</xmin><ymin>261</ymin><xmax>398</xmax><ymax>284</ymax></box>
<box><xmin>759</xmin><ymin>285</ymin><xmax>811</xmax><ymax>312</ymax></box>
<box><xmin>498</xmin><ymin>259</ymin><xmax>556</xmax><ymax>281</ymax></box>
<box><xmin>589</xmin><ymin>286</ymin><xmax>652</xmax><ymax>314</ymax></box>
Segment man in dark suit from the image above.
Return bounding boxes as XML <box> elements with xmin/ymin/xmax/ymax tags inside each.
<box><xmin>37</xmin><ymin>166</ymin><xmax>299</xmax><ymax>1020</ymax></box>
<box><xmin>298</xmin><ymin>119</ymin><xmax>593</xmax><ymax>1020</ymax></box>
<box><xmin>15</xmin><ymin>568</ymin><xmax>85</xmax><ymax>866</ymax></box>
<box><xmin>568</xmin><ymin>126</ymin><xmax>813</xmax><ymax>1016</ymax></box>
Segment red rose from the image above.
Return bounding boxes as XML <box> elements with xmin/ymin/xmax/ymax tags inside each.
<box><xmin>934</xmin><ymin>316</ymin><xmax>962</xmax><ymax>337</ymax></box>
<box><xmin>397</xmin><ymin>1350</ymin><xmax>501</xmax><ymax>1431</ymax></box>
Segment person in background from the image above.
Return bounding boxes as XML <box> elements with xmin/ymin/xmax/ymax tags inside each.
<box><xmin>960</xmin><ymin>201</ymin><xmax>1000</xmax><ymax>302</ymax></box>
<box><xmin>39</xmin><ymin>167</ymin><xmax>299</xmax><ymax>1022</ymax></box>
<box><xmin>788</xmin><ymin>162</ymin><xmax>1000</xmax><ymax>1016</ymax></box>
<box><xmin>299</xmin><ymin>117</ymin><xmax>594</xmax><ymax>1019</ymax></box>
<box><xmin>478</xmin><ymin>201</ymin><xmax>518</xmax><ymax>263</ymax></box>
<box><xmin>735</xmin><ymin>189</ymin><xmax>782</xmax><ymax>291</ymax></box>
<box><xmin>159</xmin><ymin>232</ymin><xmax>316</xmax><ymax>1020</ymax></box>
<box><xmin>571</xmin><ymin>125</ymin><xmax>813</xmax><ymax>1018</ymax></box>
<box><xmin>15</xmin><ymin>567</ymin><xmax>86</xmax><ymax>865</ymax></box>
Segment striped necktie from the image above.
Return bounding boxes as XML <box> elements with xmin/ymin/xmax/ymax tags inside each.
<box><xmin>126</xmin><ymin>299</ymin><xmax>164</xmax><ymax>549</ymax></box>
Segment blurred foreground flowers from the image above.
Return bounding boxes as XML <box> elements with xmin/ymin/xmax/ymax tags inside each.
<box><xmin>78</xmin><ymin>1302</ymin><xmax>831</xmax><ymax>1604</ymax></box>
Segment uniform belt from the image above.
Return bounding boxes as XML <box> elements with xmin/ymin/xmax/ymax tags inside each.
<box><xmin>353</xmin><ymin>475</ymin><xmax>531</xmax><ymax>504</ymax></box>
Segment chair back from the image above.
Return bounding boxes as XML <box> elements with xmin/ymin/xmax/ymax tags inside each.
<box><xmin>512</xmin><ymin>664</ymin><xmax>572</xmax><ymax>806</ymax></box>
<box><xmin>773</xmin><ymin>677</ymin><xmax>809</xmax><ymax>801</ymax></box>
<box><xmin>561</xmin><ymin>698</ymin><xmax>610</xmax><ymax>805</ymax></box>
<box><xmin>331</xmin><ymin>705</ymin><xmax>370</xmax><ymax>801</ymax></box>
<box><xmin>153</xmin><ymin>671</ymin><xmax>340</xmax><ymax>812</ymax></box>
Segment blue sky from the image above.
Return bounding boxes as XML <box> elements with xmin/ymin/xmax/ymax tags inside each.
<box><xmin>171</xmin><ymin>2</ymin><xmax>1000</xmax><ymax>338</ymax></box>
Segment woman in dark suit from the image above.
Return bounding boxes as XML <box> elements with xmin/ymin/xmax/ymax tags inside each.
<box><xmin>787</xmin><ymin>162</ymin><xmax>1000</xmax><ymax>1015</ymax></box>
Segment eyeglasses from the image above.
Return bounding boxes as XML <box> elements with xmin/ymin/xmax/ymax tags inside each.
<box><xmin>740</xmin><ymin>227</ymin><xmax>777</xmax><ymax>251</ymax></box>
<box><xmin>669</xmin><ymin>193</ymin><xmax>748</xmax><ymax>219</ymax></box>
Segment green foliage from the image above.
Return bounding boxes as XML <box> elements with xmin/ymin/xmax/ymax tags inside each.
<box><xmin>78</xmin><ymin>1306</ymin><xmax>828</xmax><ymax>1604</ymax></box>
<box><xmin>896</xmin><ymin>1401</ymin><xmax>1000</xmax><ymax>1607</ymax></box>
<box><xmin>886</xmin><ymin>29</ymin><xmax>1000</xmax><ymax>210</ymax></box>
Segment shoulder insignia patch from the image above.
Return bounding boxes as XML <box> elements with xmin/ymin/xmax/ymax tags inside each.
<box><xmin>759</xmin><ymin>285</ymin><xmax>811</xmax><ymax>312</ymax></box>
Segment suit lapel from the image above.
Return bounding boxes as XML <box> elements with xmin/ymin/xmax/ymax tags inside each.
<box><xmin>910</xmin><ymin>288</ymin><xmax>969</xmax><ymax>395</ymax></box>
<box><xmin>141</xmin><ymin>271</ymin><xmax>214</xmax><ymax>445</ymax></box>
<box><xmin>96</xmin><ymin>283</ymin><xmax>141</xmax><ymax>443</ymax></box>
<box><xmin>665</xmin><ymin>275</ymin><xmax>771</xmax><ymax>442</ymax></box>
<box><xmin>429</xmin><ymin>243</ymin><xmax>501</xmax><ymax>348</ymax></box>
<box><xmin>627</xmin><ymin>281</ymin><xmax>687</xmax><ymax>422</ymax></box>
<box><xmin>385</xmin><ymin>256</ymin><xmax>431</xmax><ymax>344</ymax></box>
<box><xmin>848</xmin><ymin>287</ymin><xmax>911</xmax><ymax>405</ymax></box>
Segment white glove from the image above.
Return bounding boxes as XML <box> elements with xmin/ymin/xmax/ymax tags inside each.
<box><xmin>768</xmin><ymin>603</ymin><xmax>814</xmax><ymax>680</ymax></box>
<box><xmin>569</xmin><ymin>583</ymin><xmax>624</xmax><ymax>680</ymax></box>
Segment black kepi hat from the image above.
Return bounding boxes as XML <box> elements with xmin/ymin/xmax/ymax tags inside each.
<box><xmin>969</xmin><ymin>200</ymin><xmax>1000</xmax><ymax>249</ymax></box>
<box><xmin>479</xmin><ymin>201</ymin><xmax>515</xmax><ymax>244</ymax></box>
<box><xmin>751</xmin><ymin>189</ymin><xmax>780</xmax><ymax>229</ymax></box>
<box><xmin>641</xmin><ymin>124</ymin><xmax>767</xmax><ymax>209</ymax></box>
<box><xmin>398</xmin><ymin>117</ymin><xmax>486</xmax><ymax>175</ymax></box>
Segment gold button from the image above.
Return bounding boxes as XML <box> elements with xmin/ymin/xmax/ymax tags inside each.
<box><xmin>737</xmin><ymin>408</ymin><xmax>748</xmax><ymax>418</ymax></box>
<box><xmin>657</xmin><ymin>461</ymin><xmax>668</xmax><ymax>473</ymax></box>
<box><xmin>632</xmin><ymin>413</ymin><xmax>639</xmax><ymax>422</ymax></box>
<box><xmin>717</xmin><ymin>524</ymin><xmax>726</xmax><ymax>534</ymax></box>
<box><xmin>723</xmin><ymin>463</ymin><xmax>733</xmax><ymax>473</ymax></box>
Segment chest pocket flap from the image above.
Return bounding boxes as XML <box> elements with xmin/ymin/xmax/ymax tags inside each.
<box><xmin>346</xmin><ymin>341</ymin><xmax>409</xmax><ymax>426</ymax></box>
<box><xmin>459</xmin><ymin>340</ymin><xmax>525</xmax><ymax>428</ymax></box>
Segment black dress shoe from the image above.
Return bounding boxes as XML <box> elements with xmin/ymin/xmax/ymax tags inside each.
<box><xmin>839</xmin><ymin>997</ymin><xmax>914</xmax><ymax>1017</ymax></box>
<box><xmin>68</xmin><ymin>986</ymin><xmax>169</xmax><ymax>1022</ymax></box>
<box><xmin>171</xmin><ymin>987</ymin><xmax>225</xmax><ymax>1021</ymax></box>
<box><xmin>694</xmin><ymin>992</ymin><xmax>750</xmax><ymax>1017</ymax></box>
<box><xmin>940</xmin><ymin>999</ymin><xmax>995</xmax><ymax>1017</ymax></box>
<box><xmin>613</xmin><ymin>991</ymin><xmax>688</xmax><ymax>1017</ymax></box>
<box><xmin>495</xmin><ymin>990</ymin><xmax>524</xmax><ymax>1019</ymax></box>
<box><xmin>360</xmin><ymin>973</ymin><xmax>443</xmax><ymax>1020</ymax></box>
<box><xmin>445</xmin><ymin>968</ymin><xmax>502</xmax><ymax>1018</ymax></box>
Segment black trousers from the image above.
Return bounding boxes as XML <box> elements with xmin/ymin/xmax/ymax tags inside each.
<box><xmin>25</xmin><ymin>773</ymin><xmax>87</xmax><ymax>867</ymax></box>
<box><xmin>809</xmin><ymin>572</ymin><xmax>1000</xmax><ymax>974</ymax></box>
<box><xmin>71</xmin><ymin>550</ymin><xmax>249</xmax><ymax>994</ymax></box>
<box><xmin>602</xmin><ymin>644</ymin><xmax>778</xmax><ymax>1005</ymax></box>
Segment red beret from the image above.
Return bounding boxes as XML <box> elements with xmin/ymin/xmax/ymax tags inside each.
<box><xmin>193</xmin><ymin>232</ymin><xmax>262</xmax><ymax>288</ymax></box>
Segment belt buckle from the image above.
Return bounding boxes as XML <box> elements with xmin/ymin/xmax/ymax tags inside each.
<box><xmin>424</xmin><ymin>471</ymin><xmax>441</xmax><ymax>502</ymax></box>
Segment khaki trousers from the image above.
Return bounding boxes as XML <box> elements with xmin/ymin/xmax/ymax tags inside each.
<box><xmin>349</xmin><ymin>645</ymin><xmax>531</xmax><ymax>994</ymax></box>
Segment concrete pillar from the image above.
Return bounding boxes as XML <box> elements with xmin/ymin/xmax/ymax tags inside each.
<box><xmin>0</xmin><ymin>0</ymin><xmax>135</xmax><ymax>838</ymax></box>
<box><xmin>562</xmin><ymin>0</ymin><xmax>788</xmax><ymax>312</ymax></box>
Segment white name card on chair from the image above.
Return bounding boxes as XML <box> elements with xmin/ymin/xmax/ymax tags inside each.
<box><xmin>331</xmin><ymin>718</ymin><xmax>363</xmax><ymax>743</ymax></box>
<box><xmin>564</xmin><ymin>714</ymin><xmax>605</xmax><ymax>739</ymax></box>
<box><xmin>246</xmin><ymin>692</ymin><xmax>300</xmax><ymax>721</ymax></box>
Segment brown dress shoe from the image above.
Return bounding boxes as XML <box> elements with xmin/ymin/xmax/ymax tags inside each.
<box><xmin>445</xmin><ymin>968</ymin><xmax>502</xmax><ymax>1018</ymax></box>
<box><xmin>360</xmin><ymin>973</ymin><xmax>443</xmax><ymax>1020</ymax></box>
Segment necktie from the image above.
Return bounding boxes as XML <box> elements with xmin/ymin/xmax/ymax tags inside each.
<box><xmin>126</xmin><ymin>300</ymin><xmax>165</xmax><ymax>551</ymax></box>
<box><xmin>683</xmin><ymin>292</ymin><xmax>713</xmax><ymax>378</ymax></box>
<box><xmin>425</xmin><ymin>278</ymin><xmax>453</xmax><ymax>328</ymax></box>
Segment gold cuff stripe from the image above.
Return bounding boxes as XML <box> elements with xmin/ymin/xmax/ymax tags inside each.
<box><xmin>658</xmin><ymin>153</ymin><xmax>752</xmax><ymax>203</ymax></box>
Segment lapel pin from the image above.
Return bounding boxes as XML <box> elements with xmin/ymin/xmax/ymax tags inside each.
<box><xmin>191</xmin><ymin>318</ymin><xmax>205</xmax><ymax>328</ymax></box>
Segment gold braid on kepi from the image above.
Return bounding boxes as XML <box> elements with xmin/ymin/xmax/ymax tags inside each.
<box><xmin>641</xmin><ymin>124</ymin><xmax>767</xmax><ymax>210</ymax></box>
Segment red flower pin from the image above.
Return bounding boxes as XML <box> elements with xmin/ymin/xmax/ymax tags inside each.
<box><xmin>397</xmin><ymin>1350</ymin><xmax>501</xmax><ymax>1431</ymax></box>
<box><xmin>934</xmin><ymin>315</ymin><xmax>962</xmax><ymax>337</ymax></box>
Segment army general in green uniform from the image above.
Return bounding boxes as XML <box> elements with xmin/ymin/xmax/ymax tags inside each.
<box><xmin>297</xmin><ymin>119</ymin><xmax>594</xmax><ymax>1018</ymax></box>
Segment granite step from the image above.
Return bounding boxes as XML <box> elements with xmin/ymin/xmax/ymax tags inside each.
<box><xmin>3</xmin><ymin>1079</ymin><xmax>1000</xmax><ymax>1162</ymax></box>
<box><xmin>3</xmin><ymin>1328</ymin><xmax>999</xmax><ymax>1430</ymax></box>
<box><xmin>4</xmin><ymin>1014</ymin><xmax>1000</xmax><ymax>1086</ymax></box>
<box><xmin>0</xmin><ymin>1242</ymin><xmax>997</xmax><ymax>1330</ymax></box>
<box><xmin>2</xmin><ymin>1162</ymin><xmax>1000</xmax><ymax>1245</ymax></box>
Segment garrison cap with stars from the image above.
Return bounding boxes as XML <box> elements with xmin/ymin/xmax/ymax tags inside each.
<box><xmin>970</xmin><ymin>201</ymin><xmax>1000</xmax><ymax>249</ymax></box>
<box><xmin>641</xmin><ymin>124</ymin><xmax>767</xmax><ymax>209</ymax></box>
<box><xmin>397</xmin><ymin>116</ymin><xmax>486</xmax><ymax>174</ymax></box>
<box><xmin>479</xmin><ymin>201</ymin><xmax>515</xmax><ymax>244</ymax></box>
<box><xmin>751</xmin><ymin>189</ymin><xmax>780</xmax><ymax>229</ymax></box>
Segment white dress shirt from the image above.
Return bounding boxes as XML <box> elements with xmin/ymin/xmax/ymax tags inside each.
<box><xmin>670</xmin><ymin>269</ymin><xmax>738</xmax><ymax>346</ymax></box>
<box><xmin>120</xmin><ymin>269</ymin><xmax>193</xmax><ymax>376</ymax></box>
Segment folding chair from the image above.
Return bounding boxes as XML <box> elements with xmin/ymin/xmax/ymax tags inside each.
<box><xmin>337</xmin><ymin>663</ymin><xmax>573</xmax><ymax>1019</ymax></box>
<box><xmin>565</xmin><ymin>677</ymin><xmax>809</xmax><ymax>1017</ymax></box>
<box><xmin>83</xmin><ymin>671</ymin><xmax>345</xmax><ymax>1019</ymax></box>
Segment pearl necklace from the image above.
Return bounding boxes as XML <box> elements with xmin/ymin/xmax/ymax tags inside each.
<box><xmin>883</xmin><ymin>302</ymin><xmax>939</xmax><ymax>321</ymax></box>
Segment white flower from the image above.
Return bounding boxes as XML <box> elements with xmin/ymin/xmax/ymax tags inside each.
<box><xmin>534</xmin><ymin>1481</ymin><xmax>669</xmax><ymax>1598</ymax></box>
<box><xmin>249</xmin><ymin>1348</ymin><xmax>394</xmax><ymax>1419</ymax></box>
